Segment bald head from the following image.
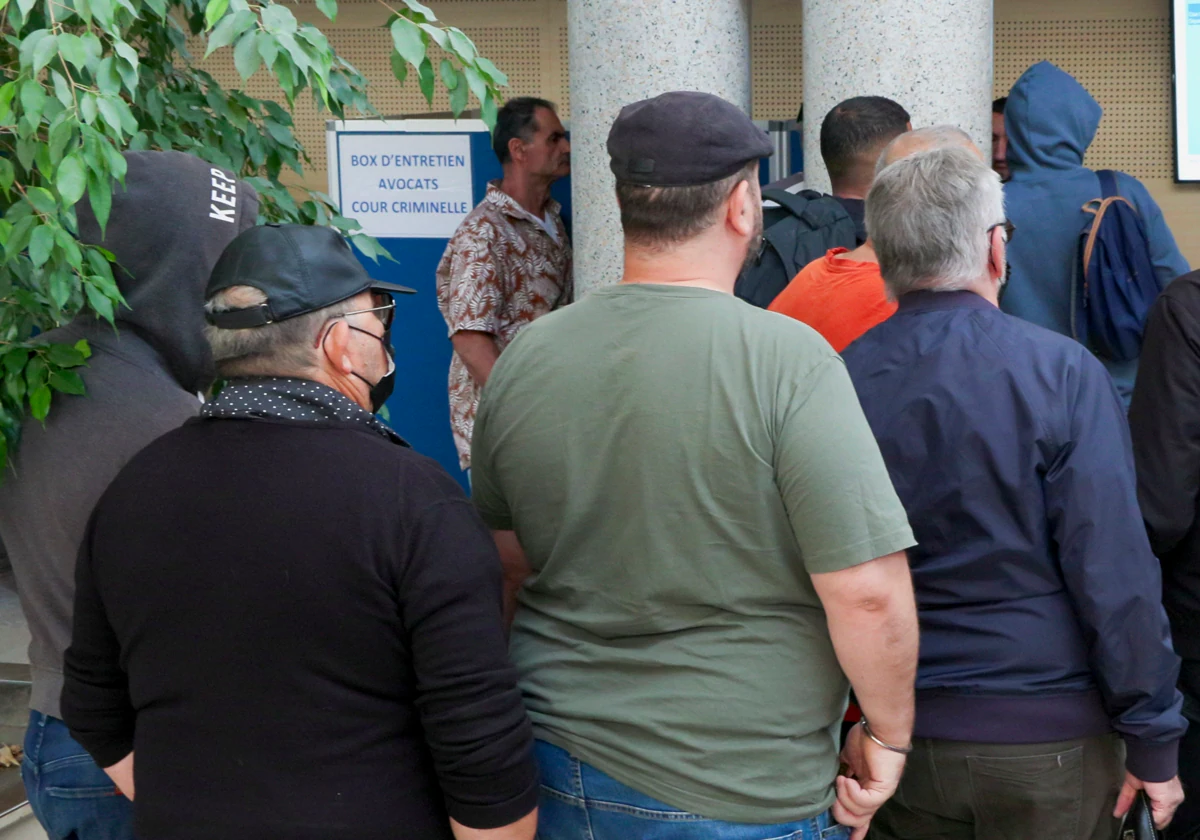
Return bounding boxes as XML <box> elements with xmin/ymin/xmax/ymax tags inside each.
<box><xmin>876</xmin><ymin>126</ymin><xmax>983</xmax><ymax>174</ymax></box>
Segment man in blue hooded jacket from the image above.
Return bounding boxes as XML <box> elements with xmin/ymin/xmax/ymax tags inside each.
<box><xmin>1002</xmin><ymin>61</ymin><xmax>1189</xmax><ymax>403</ymax></box>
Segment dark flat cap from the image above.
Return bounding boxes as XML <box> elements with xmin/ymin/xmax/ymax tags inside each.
<box><xmin>205</xmin><ymin>224</ymin><xmax>414</xmax><ymax>329</ymax></box>
<box><xmin>607</xmin><ymin>91</ymin><xmax>773</xmax><ymax>187</ymax></box>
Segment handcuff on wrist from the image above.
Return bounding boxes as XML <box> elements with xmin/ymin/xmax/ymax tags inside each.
<box><xmin>858</xmin><ymin>718</ymin><xmax>913</xmax><ymax>755</ymax></box>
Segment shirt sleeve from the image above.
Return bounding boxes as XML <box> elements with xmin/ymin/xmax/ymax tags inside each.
<box><xmin>1130</xmin><ymin>293</ymin><xmax>1200</xmax><ymax>556</ymax></box>
<box><xmin>775</xmin><ymin>356</ymin><xmax>916</xmax><ymax>574</ymax></box>
<box><xmin>1046</xmin><ymin>352</ymin><xmax>1185</xmax><ymax>782</ymax></box>
<box><xmin>438</xmin><ymin>220</ymin><xmax>504</xmax><ymax>338</ymax></box>
<box><xmin>60</xmin><ymin>511</ymin><xmax>137</xmax><ymax>769</ymax></box>
<box><xmin>398</xmin><ymin>481</ymin><xmax>536</xmax><ymax>828</ymax></box>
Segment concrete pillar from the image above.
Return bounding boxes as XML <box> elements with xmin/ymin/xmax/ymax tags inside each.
<box><xmin>801</xmin><ymin>0</ymin><xmax>994</xmax><ymax>194</ymax></box>
<box><xmin>568</xmin><ymin>0</ymin><xmax>752</xmax><ymax>295</ymax></box>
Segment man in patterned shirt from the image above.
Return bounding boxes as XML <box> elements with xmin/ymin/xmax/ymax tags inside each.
<box><xmin>436</xmin><ymin>96</ymin><xmax>572</xmax><ymax>473</ymax></box>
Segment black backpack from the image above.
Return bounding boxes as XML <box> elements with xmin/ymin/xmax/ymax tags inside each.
<box><xmin>734</xmin><ymin>188</ymin><xmax>859</xmax><ymax>309</ymax></box>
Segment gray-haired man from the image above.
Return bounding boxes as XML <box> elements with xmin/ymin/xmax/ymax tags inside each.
<box><xmin>843</xmin><ymin>144</ymin><xmax>1186</xmax><ymax>837</ymax></box>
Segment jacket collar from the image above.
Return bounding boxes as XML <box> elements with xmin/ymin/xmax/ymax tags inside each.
<box><xmin>896</xmin><ymin>289</ymin><xmax>997</xmax><ymax>314</ymax></box>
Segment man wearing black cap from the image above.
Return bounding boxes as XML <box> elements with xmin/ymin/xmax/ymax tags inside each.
<box><xmin>60</xmin><ymin>224</ymin><xmax>540</xmax><ymax>840</ymax></box>
<box><xmin>470</xmin><ymin>92</ymin><xmax>919</xmax><ymax>840</ymax></box>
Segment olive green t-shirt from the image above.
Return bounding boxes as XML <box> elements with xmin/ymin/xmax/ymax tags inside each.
<box><xmin>471</xmin><ymin>284</ymin><xmax>914</xmax><ymax>824</ymax></box>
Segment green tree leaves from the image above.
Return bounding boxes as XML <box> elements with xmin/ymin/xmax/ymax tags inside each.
<box><xmin>0</xmin><ymin>0</ymin><xmax>507</xmax><ymax>474</ymax></box>
<box><xmin>385</xmin><ymin>4</ymin><xmax>504</xmax><ymax>122</ymax></box>
<box><xmin>390</xmin><ymin>17</ymin><xmax>425</xmax><ymax>68</ymax></box>
<box><xmin>204</xmin><ymin>0</ymin><xmax>227</xmax><ymax>29</ymax></box>
<box><xmin>55</xmin><ymin>154</ymin><xmax>87</xmax><ymax>206</ymax></box>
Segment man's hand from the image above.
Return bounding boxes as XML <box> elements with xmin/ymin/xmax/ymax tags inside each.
<box><xmin>1114</xmin><ymin>771</ymin><xmax>1184</xmax><ymax>829</ymax></box>
<box><xmin>104</xmin><ymin>752</ymin><xmax>134</xmax><ymax>800</ymax></box>
<box><xmin>833</xmin><ymin>722</ymin><xmax>907</xmax><ymax>840</ymax></box>
<box><xmin>492</xmin><ymin>531</ymin><xmax>532</xmax><ymax>628</ymax></box>
<box><xmin>450</xmin><ymin>808</ymin><xmax>536</xmax><ymax>840</ymax></box>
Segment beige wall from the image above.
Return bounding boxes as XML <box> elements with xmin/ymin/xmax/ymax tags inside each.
<box><xmin>194</xmin><ymin>0</ymin><xmax>1200</xmax><ymax>266</ymax></box>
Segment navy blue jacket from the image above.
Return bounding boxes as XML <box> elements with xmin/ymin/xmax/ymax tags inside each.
<box><xmin>843</xmin><ymin>290</ymin><xmax>1184</xmax><ymax>782</ymax></box>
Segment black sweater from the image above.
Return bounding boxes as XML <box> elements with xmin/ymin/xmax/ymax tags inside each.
<box><xmin>61</xmin><ymin>414</ymin><xmax>538</xmax><ymax>840</ymax></box>
<box><xmin>1132</xmin><ymin>270</ymin><xmax>1200</xmax><ymax>667</ymax></box>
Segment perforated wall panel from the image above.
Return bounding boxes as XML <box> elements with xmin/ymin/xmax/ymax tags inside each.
<box><xmin>994</xmin><ymin>18</ymin><xmax>1173</xmax><ymax>180</ymax></box>
<box><xmin>751</xmin><ymin>23</ymin><xmax>802</xmax><ymax>120</ymax></box>
<box><xmin>189</xmin><ymin>3</ymin><xmax>1186</xmax><ymax>202</ymax></box>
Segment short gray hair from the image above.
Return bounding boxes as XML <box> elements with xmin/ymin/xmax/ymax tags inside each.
<box><xmin>875</xmin><ymin>125</ymin><xmax>978</xmax><ymax>175</ymax></box>
<box><xmin>866</xmin><ymin>145</ymin><xmax>1004</xmax><ymax>297</ymax></box>
<box><xmin>204</xmin><ymin>286</ymin><xmax>358</xmax><ymax>378</ymax></box>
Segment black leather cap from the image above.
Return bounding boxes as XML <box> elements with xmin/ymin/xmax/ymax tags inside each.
<box><xmin>205</xmin><ymin>224</ymin><xmax>414</xmax><ymax>329</ymax></box>
<box><xmin>607</xmin><ymin>91</ymin><xmax>773</xmax><ymax>187</ymax></box>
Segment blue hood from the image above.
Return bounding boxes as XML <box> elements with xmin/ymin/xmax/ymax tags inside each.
<box><xmin>1005</xmin><ymin>61</ymin><xmax>1102</xmax><ymax>175</ymax></box>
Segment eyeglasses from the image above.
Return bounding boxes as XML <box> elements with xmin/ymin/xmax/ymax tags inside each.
<box><xmin>987</xmin><ymin>220</ymin><xmax>1016</xmax><ymax>243</ymax></box>
<box><xmin>342</xmin><ymin>293</ymin><xmax>395</xmax><ymax>330</ymax></box>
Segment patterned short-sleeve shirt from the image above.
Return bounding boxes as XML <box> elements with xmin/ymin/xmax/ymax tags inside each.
<box><xmin>436</xmin><ymin>180</ymin><xmax>572</xmax><ymax>468</ymax></box>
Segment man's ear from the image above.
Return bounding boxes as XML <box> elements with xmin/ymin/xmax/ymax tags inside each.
<box><xmin>988</xmin><ymin>226</ymin><xmax>1005</xmax><ymax>282</ymax></box>
<box><xmin>727</xmin><ymin>179</ymin><xmax>755</xmax><ymax>237</ymax></box>
<box><xmin>320</xmin><ymin>320</ymin><xmax>355</xmax><ymax>375</ymax></box>
<box><xmin>507</xmin><ymin>136</ymin><xmax>525</xmax><ymax>165</ymax></box>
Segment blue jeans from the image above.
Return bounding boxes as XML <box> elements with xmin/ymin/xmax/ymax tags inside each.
<box><xmin>22</xmin><ymin>711</ymin><xmax>134</xmax><ymax>840</ymax></box>
<box><xmin>535</xmin><ymin>740</ymin><xmax>851</xmax><ymax>840</ymax></box>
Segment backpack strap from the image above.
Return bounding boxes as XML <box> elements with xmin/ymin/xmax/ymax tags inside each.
<box><xmin>1081</xmin><ymin>171</ymin><xmax>1137</xmax><ymax>276</ymax></box>
<box><xmin>762</xmin><ymin>188</ymin><xmax>853</xmax><ymax>229</ymax></box>
<box><xmin>761</xmin><ymin>188</ymin><xmax>814</xmax><ymax>221</ymax></box>
<box><xmin>1081</xmin><ymin>198</ymin><xmax>1126</xmax><ymax>276</ymax></box>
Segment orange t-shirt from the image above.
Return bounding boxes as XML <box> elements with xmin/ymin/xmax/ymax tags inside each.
<box><xmin>768</xmin><ymin>248</ymin><xmax>897</xmax><ymax>352</ymax></box>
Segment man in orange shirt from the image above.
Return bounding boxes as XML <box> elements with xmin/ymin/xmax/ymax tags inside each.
<box><xmin>769</xmin><ymin>246</ymin><xmax>897</xmax><ymax>353</ymax></box>
<box><xmin>771</xmin><ymin>127</ymin><xmax>983</xmax><ymax>351</ymax></box>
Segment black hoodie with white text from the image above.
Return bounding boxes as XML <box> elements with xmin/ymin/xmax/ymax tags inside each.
<box><xmin>0</xmin><ymin>151</ymin><xmax>257</xmax><ymax>717</ymax></box>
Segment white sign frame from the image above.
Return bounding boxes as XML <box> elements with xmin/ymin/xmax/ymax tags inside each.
<box><xmin>326</xmin><ymin>118</ymin><xmax>490</xmax><ymax>238</ymax></box>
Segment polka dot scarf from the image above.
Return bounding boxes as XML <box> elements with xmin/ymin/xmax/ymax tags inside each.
<box><xmin>201</xmin><ymin>377</ymin><xmax>408</xmax><ymax>447</ymax></box>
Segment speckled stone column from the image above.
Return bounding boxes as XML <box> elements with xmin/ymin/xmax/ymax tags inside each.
<box><xmin>568</xmin><ymin>0</ymin><xmax>751</xmax><ymax>295</ymax></box>
<box><xmin>801</xmin><ymin>0</ymin><xmax>993</xmax><ymax>194</ymax></box>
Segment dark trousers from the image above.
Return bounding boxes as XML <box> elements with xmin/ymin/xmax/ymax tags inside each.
<box><xmin>1169</xmin><ymin>661</ymin><xmax>1200</xmax><ymax>840</ymax></box>
<box><xmin>870</xmin><ymin>734</ymin><xmax>1124</xmax><ymax>840</ymax></box>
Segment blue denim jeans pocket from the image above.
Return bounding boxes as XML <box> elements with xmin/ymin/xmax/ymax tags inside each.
<box><xmin>535</xmin><ymin>739</ymin><xmax>849</xmax><ymax>840</ymax></box>
<box><xmin>22</xmin><ymin>711</ymin><xmax>135</xmax><ymax>840</ymax></box>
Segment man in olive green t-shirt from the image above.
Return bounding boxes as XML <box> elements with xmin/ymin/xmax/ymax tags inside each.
<box><xmin>471</xmin><ymin>91</ymin><xmax>919</xmax><ymax>840</ymax></box>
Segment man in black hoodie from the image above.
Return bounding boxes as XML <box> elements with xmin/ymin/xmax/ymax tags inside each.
<box><xmin>0</xmin><ymin>151</ymin><xmax>257</xmax><ymax>839</ymax></box>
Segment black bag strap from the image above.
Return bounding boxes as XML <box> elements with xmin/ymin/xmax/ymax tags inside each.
<box><xmin>761</xmin><ymin>188</ymin><xmax>814</xmax><ymax>222</ymax></box>
<box><xmin>1097</xmin><ymin>169</ymin><xmax>1119</xmax><ymax>199</ymax></box>
<box><xmin>763</xmin><ymin>188</ymin><xmax>853</xmax><ymax>231</ymax></box>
